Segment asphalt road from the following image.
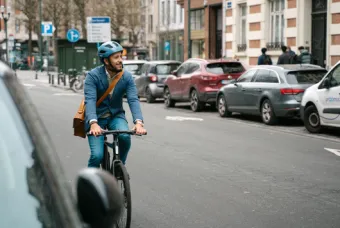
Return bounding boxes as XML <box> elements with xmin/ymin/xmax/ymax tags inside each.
<box><xmin>20</xmin><ymin>73</ymin><xmax>340</xmax><ymax>228</ymax></box>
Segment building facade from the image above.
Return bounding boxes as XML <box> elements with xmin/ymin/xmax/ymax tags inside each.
<box><xmin>178</xmin><ymin>0</ymin><xmax>224</xmax><ymax>60</ymax></box>
<box><xmin>224</xmin><ymin>0</ymin><xmax>339</xmax><ymax>68</ymax></box>
<box><xmin>158</xmin><ymin>0</ymin><xmax>185</xmax><ymax>61</ymax></box>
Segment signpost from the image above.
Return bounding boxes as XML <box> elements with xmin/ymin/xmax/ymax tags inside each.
<box><xmin>67</xmin><ymin>28</ymin><xmax>80</xmax><ymax>76</ymax></box>
<box><xmin>86</xmin><ymin>17</ymin><xmax>111</xmax><ymax>43</ymax></box>
<box><xmin>41</xmin><ymin>21</ymin><xmax>55</xmax><ymax>79</ymax></box>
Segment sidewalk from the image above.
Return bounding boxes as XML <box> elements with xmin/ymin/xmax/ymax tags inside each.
<box><xmin>16</xmin><ymin>70</ymin><xmax>77</xmax><ymax>92</ymax></box>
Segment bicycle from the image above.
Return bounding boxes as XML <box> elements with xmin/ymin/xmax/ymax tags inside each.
<box><xmin>87</xmin><ymin>130</ymin><xmax>146</xmax><ymax>228</ymax></box>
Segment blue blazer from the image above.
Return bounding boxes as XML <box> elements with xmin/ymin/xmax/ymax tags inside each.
<box><xmin>84</xmin><ymin>66</ymin><xmax>143</xmax><ymax>131</ymax></box>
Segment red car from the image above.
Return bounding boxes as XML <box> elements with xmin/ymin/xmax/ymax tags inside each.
<box><xmin>163</xmin><ymin>58</ymin><xmax>247</xmax><ymax>112</ymax></box>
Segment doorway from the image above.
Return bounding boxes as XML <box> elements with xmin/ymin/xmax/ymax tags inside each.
<box><xmin>311</xmin><ymin>0</ymin><xmax>327</xmax><ymax>67</ymax></box>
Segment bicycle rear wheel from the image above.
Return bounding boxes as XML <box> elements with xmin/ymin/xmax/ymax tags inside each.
<box><xmin>114</xmin><ymin>162</ymin><xmax>131</xmax><ymax>228</ymax></box>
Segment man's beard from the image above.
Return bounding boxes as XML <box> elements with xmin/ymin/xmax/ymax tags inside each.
<box><xmin>106</xmin><ymin>61</ymin><xmax>122</xmax><ymax>73</ymax></box>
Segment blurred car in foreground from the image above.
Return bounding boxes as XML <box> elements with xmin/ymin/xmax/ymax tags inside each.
<box><xmin>217</xmin><ymin>64</ymin><xmax>328</xmax><ymax>125</ymax></box>
<box><xmin>135</xmin><ymin>60</ymin><xmax>181</xmax><ymax>103</ymax></box>
<box><xmin>123</xmin><ymin>60</ymin><xmax>147</xmax><ymax>80</ymax></box>
<box><xmin>164</xmin><ymin>58</ymin><xmax>247</xmax><ymax>112</ymax></box>
<box><xmin>0</xmin><ymin>62</ymin><xmax>123</xmax><ymax>228</ymax></box>
<box><xmin>301</xmin><ymin>61</ymin><xmax>340</xmax><ymax>133</ymax></box>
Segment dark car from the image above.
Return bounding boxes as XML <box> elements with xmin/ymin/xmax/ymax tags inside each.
<box><xmin>0</xmin><ymin>62</ymin><xmax>123</xmax><ymax>228</ymax></box>
<box><xmin>164</xmin><ymin>58</ymin><xmax>247</xmax><ymax>112</ymax></box>
<box><xmin>216</xmin><ymin>64</ymin><xmax>328</xmax><ymax>125</ymax></box>
<box><xmin>135</xmin><ymin>60</ymin><xmax>181</xmax><ymax>103</ymax></box>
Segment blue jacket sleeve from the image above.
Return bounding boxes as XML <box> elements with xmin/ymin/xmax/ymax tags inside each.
<box><xmin>126</xmin><ymin>73</ymin><xmax>144</xmax><ymax>123</ymax></box>
<box><xmin>84</xmin><ymin>72</ymin><xmax>98</xmax><ymax>123</ymax></box>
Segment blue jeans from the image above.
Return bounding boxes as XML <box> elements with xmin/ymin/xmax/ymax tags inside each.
<box><xmin>87</xmin><ymin>117</ymin><xmax>131</xmax><ymax>168</ymax></box>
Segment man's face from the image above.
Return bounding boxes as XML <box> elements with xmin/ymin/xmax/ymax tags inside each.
<box><xmin>104</xmin><ymin>52</ymin><xmax>123</xmax><ymax>72</ymax></box>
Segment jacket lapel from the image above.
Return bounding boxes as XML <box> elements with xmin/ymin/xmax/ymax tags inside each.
<box><xmin>98</xmin><ymin>66</ymin><xmax>109</xmax><ymax>90</ymax></box>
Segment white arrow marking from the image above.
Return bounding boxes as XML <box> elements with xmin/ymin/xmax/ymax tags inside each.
<box><xmin>165</xmin><ymin>116</ymin><xmax>204</xmax><ymax>121</ymax></box>
<box><xmin>324</xmin><ymin>148</ymin><xmax>340</xmax><ymax>157</ymax></box>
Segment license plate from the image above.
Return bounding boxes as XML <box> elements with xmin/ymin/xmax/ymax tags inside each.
<box><xmin>221</xmin><ymin>80</ymin><xmax>229</xmax><ymax>84</ymax></box>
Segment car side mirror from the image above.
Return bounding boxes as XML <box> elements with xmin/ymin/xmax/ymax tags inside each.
<box><xmin>76</xmin><ymin>168</ymin><xmax>123</xmax><ymax>228</ymax></box>
<box><xmin>171</xmin><ymin>70</ymin><xmax>178</xmax><ymax>76</ymax></box>
<box><xmin>323</xmin><ymin>78</ymin><xmax>330</xmax><ymax>89</ymax></box>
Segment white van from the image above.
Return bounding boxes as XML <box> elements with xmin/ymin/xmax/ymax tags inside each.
<box><xmin>301</xmin><ymin>61</ymin><xmax>340</xmax><ymax>133</ymax></box>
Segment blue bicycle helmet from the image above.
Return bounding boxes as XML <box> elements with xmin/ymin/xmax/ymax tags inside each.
<box><xmin>98</xmin><ymin>41</ymin><xmax>124</xmax><ymax>64</ymax></box>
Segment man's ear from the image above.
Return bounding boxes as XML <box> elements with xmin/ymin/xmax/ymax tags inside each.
<box><xmin>103</xmin><ymin>58</ymin><xmax>109</xmax><ymax>65</ymax></box>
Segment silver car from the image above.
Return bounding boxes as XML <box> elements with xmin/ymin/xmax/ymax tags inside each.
<box><xmin>135</xmin><ymin>60</ymin><xmax>181</xmax><ymax>103</ymax></box>
<box><xmin>123</xmin><ymin>60</ymin><xmax>147</xmax><ymax>80</ymax></box>
<box><xmin>216</xmin><ymin>64</ymin><xmax>328</xmax><ymax>125</ymax></box>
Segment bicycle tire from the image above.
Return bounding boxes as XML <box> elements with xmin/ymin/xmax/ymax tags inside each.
<box><xmin>101</xmin><ymin>145</ymin><xmax>110</xmax><ymax>171</ymax></box>
<box><xmin>114</xmin><ymin>162</ymin><xmax>131</xmax><ymax>228</ymax></box>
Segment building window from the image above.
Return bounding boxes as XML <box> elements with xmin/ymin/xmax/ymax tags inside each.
<box><xmin>180</xmin><ymin>8</ymin><xmax>183</xmax><ymax>23</ymax></box>
<box><xmin>192</xmin><ymin>39</ymin><xmax>205</xmax><ymax>58</ymax></box>
<box><xmin>237</xmin><ymin>4</ymin><xmax>247</xmax><ymax>52</ymax></box>
<box><xmin>190</xmin><ymin>9</ymin><xmax>204</xmax><ymax>30</ymax></box>
<box><xmin>162</xmin><ymin>1</ymin><xmax>165</xmax><ymax>25</ymax></box>
<box><xmin>269</xmin><ymin>0</ymin><xmax>285</xmax><ymax>45</ymax></box>
<box><xmin>149</xmin><ymin>15</ymin><xmax>153</xmax><ymax>32</ymax></box>
<box><xmin>173</xmin><ymin>1</ymin><xmax>176</xmax><ymax>23</ymax></box>
<box><xmin>15</xmin><ymin>19</ymin><xmax>20</xmax><ymax>33</ymax></box>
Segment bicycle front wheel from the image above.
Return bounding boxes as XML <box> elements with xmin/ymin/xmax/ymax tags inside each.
<box><xmin>114</xmin><ymin>162</ymin><xmax>131</xmax><ymax>228</ymax></box>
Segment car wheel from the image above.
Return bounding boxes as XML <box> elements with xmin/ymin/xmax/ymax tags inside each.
<box><xmin>304</xmin><ymin>105</ymin><xmax>322</xmax><ymax>133</ymax></box>
<box><xmin>164</xmin><ymin>87</ymin><xmax>175</xmax><ymax>108</ymax></box>
<box><xmin>261</xmin><ymin>99</ymin><xmax>277</xmax><ymax>125</ymax></box>
<box><xmin>218</xmin><ymin>95</ymin><xmax>232</xmax><ymax>117</ymax></box>
<box><xmin>145</xmin><ymin>87</ymin><xmax>155</xmax><ymax>103</ymax></box>
<box><xmin>190</xmin><ymin>90</ymin><xmax>203</xmax><ymax>112</ymax></box>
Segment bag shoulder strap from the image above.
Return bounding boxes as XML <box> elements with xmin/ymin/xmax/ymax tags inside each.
<box><xmin>96</xmin><ymin>70</ymin><xmax>124</xmax><ymax>107</ymax></box>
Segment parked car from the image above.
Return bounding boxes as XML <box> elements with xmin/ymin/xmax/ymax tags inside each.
<box><xmin>123</xmin><ymin>60</ymin><xmax>147</xmax><ymax>80</ymax></box>
<box><xmin>135</xmin><ymin>60</ymin><xmax>181</xmax><ymax>103</ymax></box>
<box><xmin>164</xmin><ymin>58</ymin><xmax>247</xmax><ymax>112</ymax></box>
<box><xmin>217</xmin><ymin>64</ymin><xmax>328</xmax><ymax>125</ymax></box>
<box><xmin>301</xmin><ymin>61</ymin><xmax>340</xmax><ymax>133</ymax></box>
<box><xmin>0</xmin><ymin>62</ymin><xmax>123</xmax><ymax>228</ymax></box>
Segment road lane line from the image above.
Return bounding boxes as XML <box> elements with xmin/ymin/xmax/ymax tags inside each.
<box><xmin>324</xmin><ymin>148</ymin><xmax>340</xmax><ymax>156</ymax></box>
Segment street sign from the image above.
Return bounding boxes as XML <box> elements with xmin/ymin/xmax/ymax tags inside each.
<box><xmin>86</xmin><ymin>16</ymin><xmax>111</xmax><ymax>43</ymax></box>
<box><xmin>164</xmin><ymin>41</ymin><xmax>170</xmax><ymax>51</ymax></box>
<box><xmin>227</xmin><ymin>1</ymin><xmax>232</xmax><ymax>8</ymax></box>
<box><xmin>41</xmin><ymin>21</ymin><xmax>55</xmax><ymax>36</ymax></box>
<box><xmin>67</xmin><ymin>29</ymin><xmax>80</xmax><ymax>43</ymax></box>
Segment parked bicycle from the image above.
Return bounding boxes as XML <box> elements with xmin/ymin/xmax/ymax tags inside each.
<box><xmin>88</xmin><ymin>129</ymin><xmax>146</xmax><ymax>228</ymax></box>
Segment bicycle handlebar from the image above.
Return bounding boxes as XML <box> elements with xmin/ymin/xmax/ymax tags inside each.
<box><xmin>87</xmin><ymin>130</ymin><xmax>147</xmax><ymax>136</ymax></box>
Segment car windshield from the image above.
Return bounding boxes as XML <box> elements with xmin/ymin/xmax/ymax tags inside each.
<box><xmin>285</xmin><ymin>70</ymin><xmax>328</xmax><ymax>84</ymax></box>
<box><xmin>206</xmin><ymin>62</ymin><xmax>245</xmax><ymax>74</ymax></box>
<box><xmin>0</xmin><ymin>79</ymin><xmax>63</xmax><ymax>227</ymax></box>
<box><xmin>124</xmin><ymin>63</ymin><xmax>144</xmax><ymax>75</ymax></box>
<box><xmin>156</xmin><ymin>64</ymin><xmax>180</xmax><ymax>75</ymax></box>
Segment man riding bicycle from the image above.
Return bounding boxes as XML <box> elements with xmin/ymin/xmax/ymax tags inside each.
<box><xmin>84</xmin><ymin>41</ymin><xmax>147</xmax><ymax>168</ymax></box>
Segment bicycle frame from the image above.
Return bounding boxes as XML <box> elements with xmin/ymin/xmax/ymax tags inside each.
<box><xmin>103</xmin><ymin>134</ymin><xmax>123</xmax><ymax>175</ymax></box>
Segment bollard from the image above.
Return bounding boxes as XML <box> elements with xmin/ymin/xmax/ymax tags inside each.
<box><xmin>58</xmin><ymin>74</ymin><xmax>60</xmax><ymax>85</ymax></box>
<box><xmin>64</xmin><ymin>74</ymin><xmax>67</xmax><ymax>86</ymax></box>
<box><xmin>52</xmin><ymin>74</ymin><xmax>55</xmax><ymax>85</ymax></box>
<box><xmin>49</xmin><ymin>74</ymin><xmax>51</xmax><ymax>84</ymax></box>
<box><xmin>35</xmin><ymin>71</ymin><xmax>38</xmax><ymax>79</ymax></box>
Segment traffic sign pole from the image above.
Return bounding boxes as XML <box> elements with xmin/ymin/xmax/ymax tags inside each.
<box><xmin>39</xmin><ymin>0</ymin><xmax>42</xmax><ymax>78</ymax></box>
<box><xmin>66</xmin><ymin>29</ymin><xmax>80</xmax><ymax>77</ymax></box>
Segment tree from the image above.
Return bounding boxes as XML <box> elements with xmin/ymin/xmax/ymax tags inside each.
<box><xmin>94</xmin><ymin>0</ymin><xmax>127</xmax><ymax>41</ymax></box>
<box><xmin>15</xmin><ymin>0</ymin><xmax>39</xmax><ymax>64</ymax></box>
<box><xmin>42</xmin><ymin>0</ymin><xmax>69</xmax><ymax>65</ymax></box>
<box><xmin>73</xmin><ymin>0</ymin><xmax>89</xmax><ymax>38</ymax></box>
<box><xmin>126</xmin><ymin>0</ymin><xmax>142</xmax><ymax>48</ymax></box>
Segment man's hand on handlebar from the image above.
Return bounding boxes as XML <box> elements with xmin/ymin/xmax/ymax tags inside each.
<box><xmin>133</xmin><ymin>122</ymin><xmax>147</xmax><ymax>135</ymax></box>
<box><xmin>89</xmin><ymin>122</ymin><xmax>104</xmax><ymax>137</ymax></box>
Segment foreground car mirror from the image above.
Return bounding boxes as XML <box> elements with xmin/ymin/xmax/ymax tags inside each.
<box><xmin>171</xmin><ymin>70</ymin><xmax>178</xmax><ymax>76</ymax></box>
<box><xmin>77</xmin><ymin>168</ymin><xmax>123</xmax><ymax>228</ymax></box>
<box><xmin>323</xmin><ymin>78</ymin><xmax>330</xmax><ymax>89</ymax></box>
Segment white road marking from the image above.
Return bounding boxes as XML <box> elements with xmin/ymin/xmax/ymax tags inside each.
<box><xmin>165</xmin><ymin>116</ymin><xmax>204</xmax><ymax>121</ymax></box>
<box><xmin>23</xmin><ymin>83</ymin><xmax>36</xmax><ymax>87</ymax></box>
<box><xmin>324</xmin><ymin>148</ymin><xmax>340</xmax><ymax>156</ymax></box>
<box><xmin>53</xmin><ymin>93</ymin><xmax>80</xmax><ymax>96</ymax></box>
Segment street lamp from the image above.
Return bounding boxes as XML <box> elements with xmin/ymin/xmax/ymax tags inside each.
<box><xmin>1</xmin><ymin>4</ymin><xmax>11</xmax><ymax>63</ymax></box>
